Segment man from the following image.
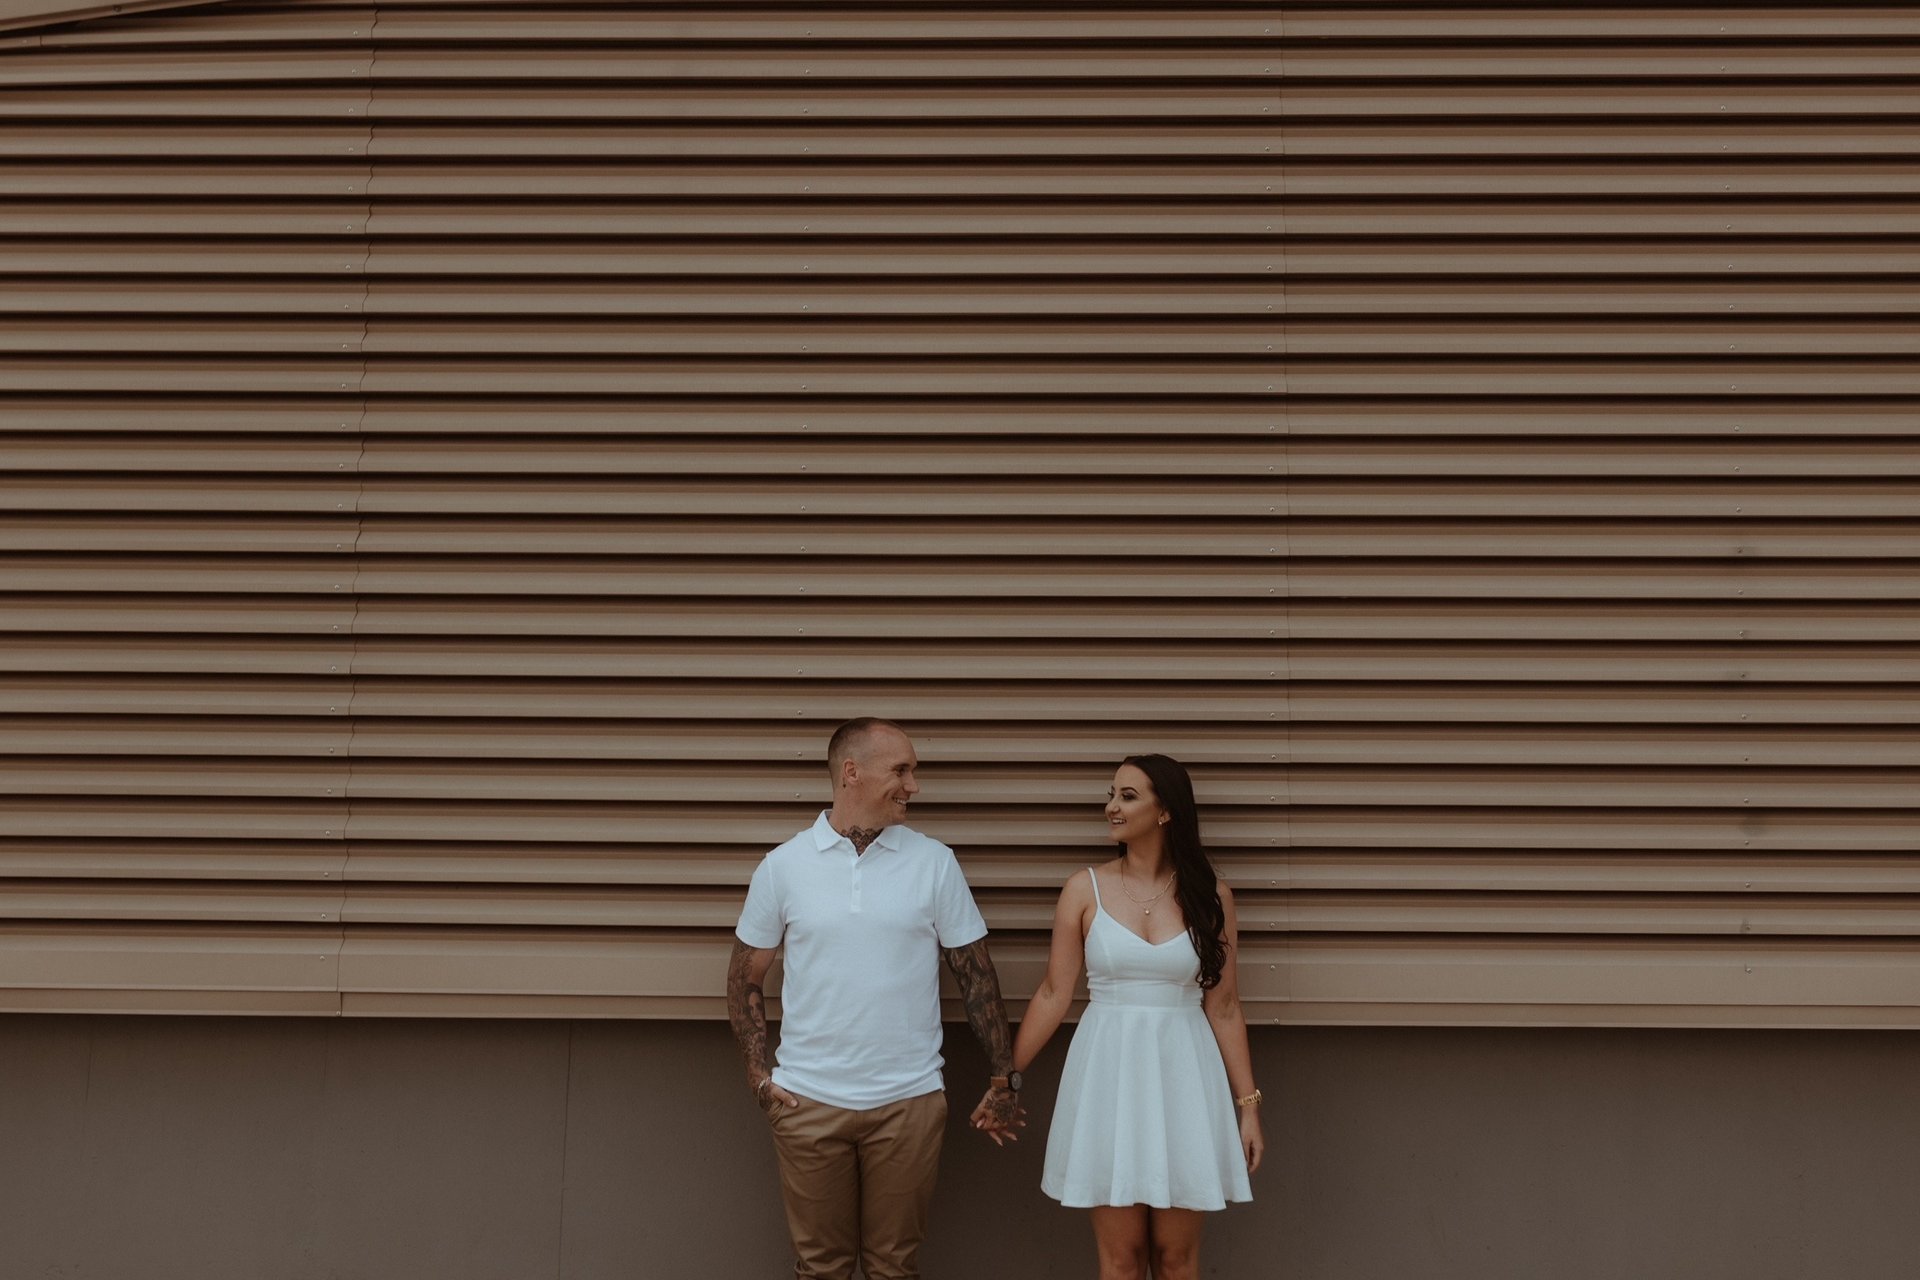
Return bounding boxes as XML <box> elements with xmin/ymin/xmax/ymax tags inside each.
<box><xmin>728</xmin><ymin>717</ymin><xmax>1022</xmax><ymax>1280</ymax></box>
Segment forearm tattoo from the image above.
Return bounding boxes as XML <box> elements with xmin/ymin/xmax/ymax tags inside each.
<box><xmin>942</xmin><ymin>938</ymin><xmax>1020</xmax><ymax>1126</ymax></box>
<box><xmin>726</xmin><ymin>938</ymin><xmax>779</xmax><ymax>1115</ymax></box>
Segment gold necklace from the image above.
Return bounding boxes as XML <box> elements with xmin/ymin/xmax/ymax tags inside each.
<box><xmin>1118</xmin><ymin>864</ymin><xmax>1177</xmax><ymax>916</ymax></box>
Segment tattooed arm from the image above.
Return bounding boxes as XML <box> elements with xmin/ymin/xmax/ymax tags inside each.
<box><xmin>726</xmin><ymin>937</ymin><xmax>798</xmax><ymax>1118</ymax></box>
<box><xmin>941</xmin><ymin>937</ymin><xmax>1025</xmax><ymax>1145</ymax></box>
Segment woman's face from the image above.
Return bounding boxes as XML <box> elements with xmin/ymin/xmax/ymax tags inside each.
<box><xmin>1105</xmin><ymin>763</ymin><xmax>1166</xmax><ymax>845</ymax></box>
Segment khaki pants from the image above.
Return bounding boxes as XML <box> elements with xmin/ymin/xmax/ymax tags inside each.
<box><xmin>768</xmin><ymin>1089</ymin><xmax>947</xmax><ymax>1280</ymax></box>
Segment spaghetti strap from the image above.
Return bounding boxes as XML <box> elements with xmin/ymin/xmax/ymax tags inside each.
<box><xmin>1084</xmin><ymin>866</ymin><xmax>1103</xmax><ymax>910</ymax></box>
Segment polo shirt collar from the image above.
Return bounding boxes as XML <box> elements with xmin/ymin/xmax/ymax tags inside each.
<box><xmin>810</xmin><ymin>810</ymin><xmax>903</xmax><ymax>854</ymax></box>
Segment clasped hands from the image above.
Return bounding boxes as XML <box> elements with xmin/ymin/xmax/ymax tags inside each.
<box><xmin>968</xmin><ymin>1086</ymin><xmax>1026</xmax><ymax>1147</ymax></box>
<box><xmin>756</xmin><ymin>1076</ymin><xmax>1025</xmax><ymax>1146</ymax></box>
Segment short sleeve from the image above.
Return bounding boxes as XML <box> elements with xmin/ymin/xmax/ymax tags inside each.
<box><xmin>735</xmin><ymin>853</ymin><xmax>786</xmax><ymax>949</ymax></box>
<box><xmin>930</xmin><ymin>846</ymin><xmax>988</xmax><ymax>948</ymax></box>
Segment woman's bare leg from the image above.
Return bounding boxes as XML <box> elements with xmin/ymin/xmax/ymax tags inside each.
<box><xmin>1089</xmin><ymin>1206</ymin><xmax>1151</xmax><ymax>1280</ymax></box>
<box><xmin>1145</xmin><ymin>1207</ymin><xmax>1205</xmax><ymax>1280</ymax></box>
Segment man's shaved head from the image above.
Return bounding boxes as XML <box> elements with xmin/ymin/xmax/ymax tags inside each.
<box><xmin>827</xmin><ymin>717</ymin><xmax>907</xmax><ymax>779</ymax></box>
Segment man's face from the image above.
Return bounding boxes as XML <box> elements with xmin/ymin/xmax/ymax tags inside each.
<box><xmin>843</xmin><ymin>727</ymin><xmax>921</xmax><ymax>827</ymax></box>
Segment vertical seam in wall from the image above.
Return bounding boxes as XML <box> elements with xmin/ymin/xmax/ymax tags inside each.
<box><xmin>336</xmin><ymin>3</ymin><xmax>377</xmax><ymax>1011</ymax></box>
<box><xmin>1274</xmin><ymin>3</ymin><xmax>1293</xmax><ymax>1015</ymax></box>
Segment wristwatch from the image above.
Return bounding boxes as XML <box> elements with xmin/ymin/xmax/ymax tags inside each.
<box><xmin>989</xmin><ymin>1071</ymin><xmax>1023</xmax><ymax>1093</ymax></box>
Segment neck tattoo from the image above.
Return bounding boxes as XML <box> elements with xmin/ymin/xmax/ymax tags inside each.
<box><xmin>842</xmin><ymin>825</ymin><xmax>883</xmax><ymax>854</ymax></box>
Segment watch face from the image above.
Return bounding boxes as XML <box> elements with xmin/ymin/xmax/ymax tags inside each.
<box><xmin>1006</xmin><ymin>1071</ymin><xmax>1023</xmax><ymax>1092</ymax></box>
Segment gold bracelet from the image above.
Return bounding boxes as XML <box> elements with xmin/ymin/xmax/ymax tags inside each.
<box><xmin>1234</xmin><ymin>1088</ymin><xmax>1263</xmax><ymax>1108</ymax></box>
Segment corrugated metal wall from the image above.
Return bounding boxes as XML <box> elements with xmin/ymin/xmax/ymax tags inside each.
<box><xmin>0</xmin><ymin>2</ymin><xmax>1914</xmax><ymax>1024</ymax></box>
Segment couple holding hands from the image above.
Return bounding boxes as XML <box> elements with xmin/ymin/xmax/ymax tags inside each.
<box><xmin>727</xmin><ymin>718</ymin><xmax>1262</xmax><ymax>1280</ymax></box>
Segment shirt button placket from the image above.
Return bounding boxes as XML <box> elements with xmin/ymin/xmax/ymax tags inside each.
<box><xmin>849</xmin><ymin>849</ymin><xmax>862</xmax><ymax>914</ymax></box>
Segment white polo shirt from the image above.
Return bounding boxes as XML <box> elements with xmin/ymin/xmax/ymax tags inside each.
<box><xmin>735</xmin><ymin>811</ymin><xmax>988</xmax><ymax>1111</ymax></box>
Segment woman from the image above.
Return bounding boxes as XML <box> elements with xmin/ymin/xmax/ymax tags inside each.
<box><xmin>1010</xmin><ymin>754</ymin><xmax>1261</xmax><ymax>1279</ymax></box>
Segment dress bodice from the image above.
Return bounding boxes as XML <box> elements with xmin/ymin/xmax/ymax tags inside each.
<box><xmin>1084</xmin><ymin>870</ymin><xmax>1202</xmax><ymax>1009</ymax></box>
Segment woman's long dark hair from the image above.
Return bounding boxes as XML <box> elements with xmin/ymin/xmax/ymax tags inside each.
<box><xmin>1121</xmin><ymin>753</ymin><xmax>1228</xmax><ymax>989</ymax></box>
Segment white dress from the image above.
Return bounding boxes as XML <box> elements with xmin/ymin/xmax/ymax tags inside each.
<box><xmin>1041</xmin><ymin>870</ymin><xmax>1254</xmax><ymax>1210</ymax></box>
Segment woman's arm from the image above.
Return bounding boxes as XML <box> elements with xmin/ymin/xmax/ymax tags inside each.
<box><xmin>1202</xmin><ymin>882</ymin><xmax>1265</xmax><ymax>1173</ymax></box>
<box><xmin>1011</xmin><ymin>869</ymin><xmax>1093</xmax><ymax>1073</ymax></box>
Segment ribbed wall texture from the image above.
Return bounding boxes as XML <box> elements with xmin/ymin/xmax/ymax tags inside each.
<box><xmin>0</xmin><ymin>2</ymin><xmax>1915</xmax><ymax>1023</ymax></box>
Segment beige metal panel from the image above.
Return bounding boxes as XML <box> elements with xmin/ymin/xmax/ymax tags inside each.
<box><xmin>0</xmin><ymin>82</ymin><xmax>1273</xmax><ymax>120</ymax></box>
<box><xmin>0</xmin><ymin>438</ymin><xmax>363</xmax><ymax>470</ymax></box>
<box><xmin>0</xmin><ymin>602</ymin><xmax>357</xmax><ymax>637</ymax></box>
<box><xmin>1287</xmin><ymin>441</ymin><xmax>1920</xmax><ymax>480</ymax></box>
<box><xmin>1285</xmin><ymin>686</ymin><xmax>1920</xmax><ymax>727</ymax></box>
<box><xmin>341</xmin><ymin>681</ymin><xmax>1287</xmax><ymax>723</ymax></box>
<box><xmin>1282</xmin><ymin>607</ymin><xmax>1920</xmax><ymax>644</ymax></box>
<box><xmin>0</xmin><ymin>482</ymin><xmax>360</xmax><ymax>513</ymax></box>
<box><xmin>1280</xmin><ymin>10</ymin><xmax>1920</xmax><ymax>39</ymax></box>
<box><xmin>0</xmin><ymin>49</ymin><xmax>374</xmax><ymax>88</ymax></box>
<box><xmin>339</xmin><ymin>763</ymin><xmax>1279</xmax><ymax>808</ymax></box>
<box><xmin>341</xmin><ymin>643</ymin><xmax>1277</xmax><ymax>682</ymax></box>
<box><xmin>0</xmin><ymin>838</ymin><xmax>348</xmax><ymax>880</ymax></box>
<box><xmin>324</xmin><ymin>681</ymin><xmax>1917</xmax><ymax>727</ymax></box>
<box><xmin>1</xmin><ymin>0</ymin><xmax>1912</xmax><ymax>1027</ymax></box>
<box><xmin>345</xmin><ymin>437</ymin><xmax>1920</xmax><ymax>483</ymax></box>
<box><xmin>350</xmin><ymin>167</ymin><xmax>1913</xmax><ymax>201</ymax></box>
<box><xmin>361</xmin><ymin>83</ymin><xmax>1919</xmax><ymax>122</ymax></box>
<box><xmin>1281</xmin><ymin>728</ymin><xmax>1920</xmax><ymax>769</ymax></box>
<box><xmin>354</xmin><ymin>437</ymin><xmax>1274</xmax><ymax>478</ymax></box>
<box><xmin>0</xmin><ymin>880</ymin><xmax>344</xmax><ymax>923</ymax></box>
<box><xmin>1266</xmin><ymin>894</ymin><xmax>1920</xmax><ymax>939</ymax></box>
<box><xmin>345</xmin><ymin>561</ymin><xmax>1271</xmax><ymax>597</ymax></box>
<box><xmin>347</xmin><ymin>481</ymin><xmax>1277</xmax><ymax>519</ymax></box>
<box><xmin>354</xmin><ymin>404</ymin><xmax>1282</xmax><ymax>436</ymax></box>
<box><xmin>0</xmin><ymin>321</ymin><xmax>373</xmax><ymax>356</ymax></box>
<box><xmin>1283</xmin><ymin>852</ymin><xmax>1920</xmax><ymax>897</ymax></box>
<box><xmin>1282</xmin><ymin>525</ymin><xmax>1916</xmax><ymax>558</ymax></box>
<box><xmin>355</xmin><ymin>281</ymin><xmax>1281</xmax><ymax>319</ymax></box>
<box><xmin>0</xmin><ymin>205</ymin><xmax>372</xmax><ymax>236</ymax></box>
<box><xmin>2</xmin><ymin>759</ymin><xmax>349</xmax><ymax>799</ymax></box>
<box><xmin>0</xmin><ymin>717</ymin><xmax>352</xmax><ymax>756</ymax></box>
<box><xmin>1284</xmin><ymin>564</ymin><xmax>1919</xmax><ymax>601</ymax></box>
<box><xmin>0</xmin><ymin>400</ymin><xmax>367</xmax><ymax>433</ymax></box>
<box><xmin>0</xmin><ymin>922</ymin><xmax>343</xmax><ymax>1010</ymax></box>
<box><xmin>0</xmin><ymin>638</ymin><xmax>353</xmax><ymax>676</ymax></box>
<box><xmin>0</xmin><ymin>799</ymin><xmax>346</xmax><ymax>841</ymax></box>
<box><xmin>1282</xmin><ymin>812</ymin><xmax>1920</xmax><ymax>854</ymax></box>
<box><xmin>316</xmin><ymin>124</ymin><xmax>1920</xmax><ymax>164</ymax></box>
<box><xmin>0</xmin><ymin>986</ymin><xmax>342</xmax><ymax>1013</ymax></box>
<box><xmin>0</xmin><ymin>677</ymin><xmax>351</xmax><ymax>717</ymax></box>
<box><xmin>347</xmin><ymin>600</ymin><xmax>1277</xmax><ymax>641</ymax></box>
<box><xmin>337</xmin><ymin>806</ymin><xmax>1284</xmax><ymax>852</ymax></box>
<box><xmin>0</xmin><ymin>560</ymin><xmax>358</xmax><ymax>593</ymax></box>
<box><xmin>1280</xmin><ymin>646</ymin><xmax>1920</xmax><ymax>684</ymax></box>
<box><xmin>347</xmin><ymin>530</ymin><xmax>1273</xmax><ymax>560</ymax></box>
<box><xmin>0</xmin><ymin>241</ymin><xmax>366</xmax><ymax>268</ymax></box>
<box><xmin>0</xmin><ymin>83</ymin><xmax>371</xmax><ymax>115</ymax></box>
<box><xmin>337</xmin><ymin>320</ymin><xmax>1920</xmax><ymax>361</ymax></box>
<box><xmin>0</xmin><ymin>124</ymin><xmax>376</xmax><ymax>158</ymax></box>
<box><xmin>354</xmin><ymin>8</ymin><xmax>1920</xmax><ymax>43</ymax></box>
<box><xmin>315</xmin><ymin>884</ymin><xmax>1920</xmax><ymax>940</ymax></box>
<box><xmin>1286</xmin><ymin>405</ymin><xmax>1918</xmax><ymax>439</ymax></box>
<box><xmin>0</xmin><ymin>283</ymin><xmax>370</xmax><ymax>314</ymax></box>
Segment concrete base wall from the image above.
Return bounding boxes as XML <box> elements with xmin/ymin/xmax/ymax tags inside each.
<box><xmin>3</xmin><ymin>1015</ymin><xmax>1915</xmax><ymax>1279</ymax></box>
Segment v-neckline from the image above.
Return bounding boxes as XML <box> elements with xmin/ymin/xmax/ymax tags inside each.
<box><xmin>1095</xmin><ymin>898</ymin><xmax>1187</xmax><ymax>949</ymax></box>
